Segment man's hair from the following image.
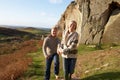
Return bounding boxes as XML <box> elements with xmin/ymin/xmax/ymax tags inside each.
<box><xmin>51</xmin><ymin>25</ymin><xmax>59</xmax><ymax>30</ymax></box>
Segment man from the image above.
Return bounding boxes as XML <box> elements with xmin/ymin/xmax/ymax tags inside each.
<box><xmin>42</xmin><ymin>26</ymin><xmax>60</xmax><ymax>80</ymax></box>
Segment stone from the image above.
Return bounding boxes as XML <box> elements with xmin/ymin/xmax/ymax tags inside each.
<box><xmin>57</xmin><ymin>0</ymin><xmax>120</xmax><ymax>44</ymax></box>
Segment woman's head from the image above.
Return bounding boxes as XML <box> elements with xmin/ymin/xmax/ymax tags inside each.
<box><xmin>68</xmin><ymin>20</ymin><xmax>77</xmax><ymax>32</ymax></box>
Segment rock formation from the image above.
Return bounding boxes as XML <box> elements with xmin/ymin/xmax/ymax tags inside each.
<box><xmin>58</xmin><ymin>0</ymin><xmax>120</xmax><ymax>44</ymax></box>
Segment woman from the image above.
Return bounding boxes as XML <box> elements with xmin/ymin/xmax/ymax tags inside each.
<box><xmin>58</xmin><ymin>20</ymin><xmax>79</xmax><ymax>80</ymax></box>
<box><xmin>42</xmin><ymin>26</ymin><xmax>60</xmax><ymax>80</ymax></box>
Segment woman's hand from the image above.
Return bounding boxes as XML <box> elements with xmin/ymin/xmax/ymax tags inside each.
<box><xmin>57</xmin><ymin>47</ymin><xmax>63</xmax><ymax>55</ymax></box>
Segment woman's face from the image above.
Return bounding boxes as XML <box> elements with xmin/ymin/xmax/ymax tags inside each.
<box><xmin>68</xmin><ymin>22</ymin><xmax>76</xmax><ymax>32</ymax></box>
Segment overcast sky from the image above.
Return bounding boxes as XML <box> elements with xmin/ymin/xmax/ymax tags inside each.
<box><xmin>0</xmin><ymin>0</ymin><xmax>73</xmax><ymax>28</ymax></box>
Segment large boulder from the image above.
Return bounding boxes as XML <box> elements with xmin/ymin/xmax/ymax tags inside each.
<box><xmin>58</xmin><ymin>0</ymin><xmax>120</xmax><ymax>44</ymax></box>
<box><xmin>102</xmin><ymin>9</ymin><xmax>120</xmax><ymax>44</ymax></box>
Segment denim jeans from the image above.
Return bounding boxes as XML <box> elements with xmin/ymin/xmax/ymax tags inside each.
<box><xmin>63</xmin><ymin>58</ymin><xmax>77</xmax><ymax>80</ymax></box>
<box><xmin>44</xmin><ymin>53</ymin><xmax>59</xmax><ymax>80</ymax></box>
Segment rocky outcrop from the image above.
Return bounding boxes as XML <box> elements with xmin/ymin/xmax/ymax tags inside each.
<box><xmin>58</xmin><ymin>0</ymin><xmax>120</xmax><ymax>44</ymax></box>
<box><xmin>102</xmin><ymin>9</ymin><xmax>120</xmax><ymax>44</ymax></box>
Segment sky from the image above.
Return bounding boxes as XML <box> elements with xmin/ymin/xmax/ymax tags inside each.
<box><xmin>0</xmin><ymin>0</ymin><xmax>73</xmax><ymax>28</ymax></box>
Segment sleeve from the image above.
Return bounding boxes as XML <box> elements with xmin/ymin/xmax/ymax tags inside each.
<box><xmin>42</xmin><ymin>37</ymin><xmax>48</xmax><ymax>57</ymax></box>
<box><xmin>63</xmin><ymin>33</ymin><xmax>79</xmax><ymax>53</ymax></box>
<box><xmin>57</xmin><ymin>38</ymin><xmax>62</xmax><ymax>53</ymax></box>
<box><xmin>68</xmin><ymin>33</ymin><xmax>79</xmax><ymax>49</ymax></box>
<box><xmin>57</xmin><ymin>38</ymin><xmax>61</xmax><ymax>47</ymax></box>
<box><xmin>61</xmin><ymin>30</ymin><xmax>65</xmax><ymax>44</ymax></box>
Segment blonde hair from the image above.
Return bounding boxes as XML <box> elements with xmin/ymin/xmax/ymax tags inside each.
<box><xmin>70</xmin><ymin>20</ymin><xmax>77</xmax><ymax>30</ymax></box>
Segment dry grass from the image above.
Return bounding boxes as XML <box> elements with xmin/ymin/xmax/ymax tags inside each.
<box><xmin>75</xmin><ymin>47</ymin><xmax>120</xmax><ymax>79</ymax></box>
<box><xmin>0</xmin><ymin>40</ymin><xmax>40</xmax><ymax>80</ymax></box>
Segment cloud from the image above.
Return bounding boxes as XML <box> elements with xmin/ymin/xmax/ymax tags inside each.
<box><xmin>49</xmin><ymin>0</ymin><xmax>63</xmax><ymax>4</ymax></box>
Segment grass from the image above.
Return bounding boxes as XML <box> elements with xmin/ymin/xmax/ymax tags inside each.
<box><xmin>18</xmin><ymin>28</ymin><xmax>50</xmax><ymax>35</ymax></box>
<box><xmin>22</xmin><ymin>47</ymin><xmax>64</xmax><ymax>80</ymax></box>
<box><xmin>21</xmin><ymin>44</ymin><xmax>120</xmax><ymax>80</ymax></box>
<box><xmin>76</xmin><ymin>44</ymin><xmax>120</xmax><ymax>80</ymax></box>
<box><xmin>81</xmin><ymin>72</ymin><xmax>120</xmax><ymax>80</ymax></box>
<box><xmin>78</xmin><ymin>44</ymin><xmax>120</xmax><ymax>54</ymax></box>
<box><xmin>78</xmin><ymin>44</ymin><xmax>97</xmax><ymax>54</ymax></box>
<box><xmin>22</xmin><ymin>48</ymin><xmax>45</xmax><ymax>80</ymax></box>
<box><xmin>0</xmin><ymin>34</ymin><xmax>7</xmax><ymax>38</ymax></box>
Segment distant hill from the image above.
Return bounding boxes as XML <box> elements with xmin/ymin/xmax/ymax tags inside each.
<box><xmin>0</xmin><ymin>27</ymin><xmax>35</xmax><ymax>37</ymax></box>
<box><xmin>17</xmin><ymin>27</ymin><xmax>50</xmax><ymax>35</ymax></box>
<box><xmin>0</xmin><ymin>25</ymin><xmax>50</xmax><ymax>30</ymax></box>
<box><xmin>0</xmin><ymin>26</ymin><xmax>50</xmax><ymax>42</ymax></box>
<box><xmin>0</xmin><ymin>25</ymin><xmax>50</xmax><ymax>35</ymax></box>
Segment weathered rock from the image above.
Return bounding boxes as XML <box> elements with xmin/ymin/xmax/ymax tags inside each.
<box><xmin>102</xmin><ymin>9</ymin><xmax>120</xmax><ymax>44</ymax></box>
<box><xmin>58</xmin><ymin>0</ymin><xmax>120</xmax><ymax>44</ymax></box>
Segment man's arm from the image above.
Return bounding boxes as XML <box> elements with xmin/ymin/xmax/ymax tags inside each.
<box><xmin>42</xmin><ymin>37</ymin><xmax>48</xmax><ymax>58</ymax></box>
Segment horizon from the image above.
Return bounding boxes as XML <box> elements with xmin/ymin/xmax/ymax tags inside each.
<box><xmin>0</xmin><ymin>24</ymin><xmax>51</xmax><ymax>29</ymax></box>
<box><xmin>0</xmin><ymin>0</ymin><xmax>73</xmax><ymax>28</ymax></box>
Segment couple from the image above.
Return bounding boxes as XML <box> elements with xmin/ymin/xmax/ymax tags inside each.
<box><xmin>42</xmin><ymin>20</ymin><xmax>79</xmax><ymax>80</ymax></box>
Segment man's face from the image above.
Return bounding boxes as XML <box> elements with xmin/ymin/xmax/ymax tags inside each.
<box><xmin>51</xmin><ymin>28</ymin><xmax>57</xmax><ymax>37</ymax></box>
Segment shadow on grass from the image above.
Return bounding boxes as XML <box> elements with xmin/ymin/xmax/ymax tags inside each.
<box><xmin>72</xmin><ymin>78</ymin><xmax>81</xmax><ymax>80</ymax></box>
<box><xmin>81</xmin><ymin>72</ymin><xmax>120</xmax><ymax>80</ymax></box>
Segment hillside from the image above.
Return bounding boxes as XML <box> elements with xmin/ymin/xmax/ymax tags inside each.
<box><xmin>17</xmin><ymin>27</ymin><xmax>50</xmax><ymax>35</ymax></box>
<box><xmin>0</xmin><ymin>40</ymin><xmax>38</xmax><ymax>80</ymax></box>
<box><xmin>75</xmin><ymin>46</ymin><xmax>120</xmax><ymax>80</ymax></box>
<box><xmin>0</xmin><ymin>39</ymin><xmax>120</xmax><ymax>80</ymax></box>
<box><xmin>24</xmin><ymin>44</ymin><xmax>120</xmax><ymax>80</ymax></box>
<box><xmin>0</xmin><ymin>26</ymin><xmax>50</xmax><ymax>42</ymax></box>
<box><xmin>0</xmin><ymin>27</ymin><xmax>34</xmax><ymax>37</ymax></box>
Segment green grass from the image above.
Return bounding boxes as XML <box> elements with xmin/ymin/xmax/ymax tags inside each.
<box><xmin>77</xmin><ymin>44</ymin><xmax>120</xmax><ymax>80</ymax></box>
<box><xmin>77</xmin><ymin>44</ymin><xmax>103</xmax><ymax>55</ymax></box>
<box><xmin>0</xmin><ymin>34</ymin><xmax>8</xmax><ymax>39</ymax></box>
<box><xmin>80</xmin><ymin>58</ymin><xmax>120</xmax><ymax>80</ymax></box>
<box><xmin>18</xmin><ymin>28</ymin><xmax>50</xmax><ymax>35</ymax></box>
<box><xmin>22</xmin><ymin>48</ymin><xmax>64</xmax><ymax>80</ymax></box>
<box><xmin>78</xmin><ymin>44</ymin><xmax>96</xmax><ymax>54</ymax></box>
<box><xmin>22</xmin><ymin>48</ymin><xmax>45</xmax><ymax>80</ymax></box>
<box><xmin>81</xmin><ymin>71</ymin><xmax>120</xmax><ymax>80</ymax></box>
<box><xmin>78</xmin><ymin>44</ymin><xmax>120</xmax><ymax>54</ymax></box>
<box><xmin>21</xmin><ymin>44</ymin><xmax>120</xmax><ymax>80</ymax></box>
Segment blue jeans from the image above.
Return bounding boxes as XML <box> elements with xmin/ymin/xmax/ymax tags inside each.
<box><xmin>63</xmin><ymin>58</ymin><xmax>77</xmax><ymax>80</ymax></box>
<box><xmin>44</xmin><ymin>53</ymin><xmax>59</xmax><ymax>80</ymax></box>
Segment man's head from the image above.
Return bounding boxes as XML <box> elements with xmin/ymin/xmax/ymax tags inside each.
<box><xmin>51</xmin><ymin>26</ymin><xmax>58</xmax><ymax>37</ymax></box>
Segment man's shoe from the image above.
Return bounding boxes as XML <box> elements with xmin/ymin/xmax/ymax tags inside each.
<box><xmin>55</xmin><ymin>75</ymin><xmax>59</xmax><ymax>80</ymax></box>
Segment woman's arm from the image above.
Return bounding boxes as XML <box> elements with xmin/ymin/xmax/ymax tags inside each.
<box><xmin>63</xmin><ymin>33</ymin><xmax>79</xmax><ymax>52</ymax></box>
